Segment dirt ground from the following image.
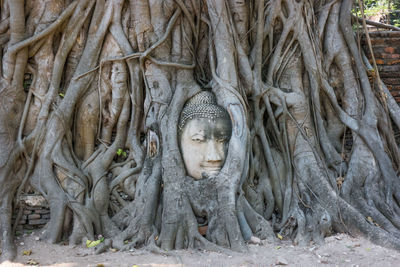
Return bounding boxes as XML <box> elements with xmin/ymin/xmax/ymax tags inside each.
<box><xmin>1</xmin><ymin>231</ymin><xmax>399</xmax><ymax>267</ymax></box>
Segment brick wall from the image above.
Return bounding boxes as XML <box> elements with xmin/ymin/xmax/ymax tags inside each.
<box><xmin>362</xmin><ymin>31</ymin><xmax>400</xmax><ymax>103</ymax></box>
<box><xmin>13</xmin><ymin>195</ymin><xmax>50</xmax><ymax>230</ymax></box>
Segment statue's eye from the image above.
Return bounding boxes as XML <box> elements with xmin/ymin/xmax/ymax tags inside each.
<box><xmin>217</xmin><ymin>138</ymin><xmax>227</xmax><ymax>143</ymax></box>
<box><xmin>192</xmin><ymin>135</ymin><xmax>205</xmax><ymax>143</ymax></box>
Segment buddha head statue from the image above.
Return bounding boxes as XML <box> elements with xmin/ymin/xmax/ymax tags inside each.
<box><xmin>178</xmin><ymin>91</ymin><xmax>232</xmax><ymax>180</ymax></box>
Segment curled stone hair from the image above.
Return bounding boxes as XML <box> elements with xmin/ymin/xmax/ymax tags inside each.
<box><xmin>178</xmin><ymin>91</ymin><xmax>231</xmax><ymax>132</ymax></box>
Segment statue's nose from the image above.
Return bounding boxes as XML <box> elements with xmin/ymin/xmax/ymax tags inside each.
<box><xmin>206</xmin><ymin>140</ymin><xmax>222</xmax><ymax>162</ymax></box>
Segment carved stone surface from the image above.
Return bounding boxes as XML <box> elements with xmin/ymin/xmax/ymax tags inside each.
<box><xmin>179</xmin><ymin>91</ymin><xmax>232</xmax><ymax>180</ymax></box>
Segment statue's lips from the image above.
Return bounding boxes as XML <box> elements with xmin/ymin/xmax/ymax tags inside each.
<box><xmin>201</xmin><ymin>165</ymin><xmax>222</xmax><ymax>172</ymax></box>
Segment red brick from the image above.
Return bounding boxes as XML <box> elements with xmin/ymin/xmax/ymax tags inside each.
<box><xmin>380</xmin><ymin>53</ymin><xmax>400</xmax><ymax>59</ymax></box>
<box><xmin>384</xmin><ymin>47</ymin><xmax>395</xmax><ymax>53</ymax></box>
<box><xmin>384</xmin><ymin>59</ymin><xmax>400</xmax><ymax>65</ymax></box>
<box><xmin>198</xmin><ymin>226</ymin><xmax>208</xmax><ymax>236</ymax></box>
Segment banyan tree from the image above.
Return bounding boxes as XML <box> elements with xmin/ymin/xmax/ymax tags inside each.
<box><xmin>1</xmin><ymin>0</ymin><xmax>400</xmax><ymax>261</ymax></box>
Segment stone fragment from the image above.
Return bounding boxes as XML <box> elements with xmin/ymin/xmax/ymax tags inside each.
<box><xmin>20</xmin><ymin>195</ymin><xmax>48</xmax><ymax>207</ymax></box>
<box><xmin>276</xmin><ymin>257</ymin><xmax>288</xmax><ymax>265</ymax></box>
<box><xmin>248</xmin><ymin>236</ymin><xmax>261</xmax><ymax>245</ymax></box>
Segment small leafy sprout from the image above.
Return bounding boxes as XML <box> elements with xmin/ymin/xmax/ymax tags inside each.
<box><xmin>116</xmin><ymin>148</ymin><xmax>127</xmax><ymax>157</ymax></box>
<box><xmin>22</xmin><ymin>250</ymin><xmax>32</xmax><ymax>256</ymax></box>
<box><xmin>59</xmin><ymin>93</ymin><xmax>65</xmax><ymax>98</ymax></box>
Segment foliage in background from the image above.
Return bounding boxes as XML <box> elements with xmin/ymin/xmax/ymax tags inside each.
<box><xmin>353</xmin><ymin>0</ymin><xmax>400</xmax><ymax>27</ymax></box>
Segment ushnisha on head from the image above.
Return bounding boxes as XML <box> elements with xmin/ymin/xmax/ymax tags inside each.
<box><xmin>178</xmin><ymin>91</ymin><xmax>232</xmax><ymax>180</ymax></box>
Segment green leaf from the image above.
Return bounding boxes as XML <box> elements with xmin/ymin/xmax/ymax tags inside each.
<box><xmin>86</xmin><ymin>239</ymin><xmax>103</xmax><ymax>248</ymax></box>
<box><xmin>116</xmin><ymin>148</ymin><xmax>123</xmax><ymax>156</ymax></box>
<box><xmin>59</xmin><ymin>93</ymin><xmax>65</xmax><ymax>98</ymax></box>
<box><xmin>22</xmin><ymin>250</ymin><xmax>32</xmax><ymax>256</ymax></box>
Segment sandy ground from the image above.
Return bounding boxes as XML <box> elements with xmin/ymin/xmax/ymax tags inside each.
<box><xmin>1</xmin><ymin>231</ymin><xmax>399</xmax><ymax>267</ymax></box>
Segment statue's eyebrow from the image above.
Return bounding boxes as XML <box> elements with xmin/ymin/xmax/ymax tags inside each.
<box><xmin>191</xmin><ymin>132</ymin><xmax>206</xmax><ymax>138</ymax></box>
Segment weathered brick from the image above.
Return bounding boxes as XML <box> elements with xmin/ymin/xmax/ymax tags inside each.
<box><xmin>384</xmin><ymin>47</ymin><xmax>395</xmax><ymax>54</ymax></box>
<box><xmin>198</xmin><ymin>226</ymin><xmax>208</xmax><ymax>236</ymax></box>
<box><xmin>380</xmin><ymin>72</ymin><xmax>400</xmax><ymax>78</ymax></box>
<box><xmin>362</xmin><ymin>32</ymin><xmax>400</xmax><ymax>105</ymax></box>
<box><xmin>368</xmin><ymin>38</ymin><xmax>388</xmax><ymax>45</ymax></box>
<box><xmin>381</xmin><ymin>59</ymin><xmax>400</xmax><ymax>65</ymax></box>
<box><xmin>380</xmin><ymin>53</ymin><xmax>400</xmax><ymax>59</ymax></box>
<box><xmin>23</xmin><ymin>209</ymin><xmax>33</xmax><ymax>215</ymax></box>
<box><xmin>366</xmin><ymin>31</ymin><xmax>400</xmax><ymax>38</ymax></box>
<box><xmin>34</xmin><ymin>209</ymin><xmax>50</xmax><ymax>214</ymax></box>
<box><xmin>378</xmin><ymin>65</ymin><xmax>400</xmax><ymax>72</ymax></box>
<box><xmin>28</xmin><ymin>214</ymin><xmax>41</xmax><ymax>220</ymax></box>
<box><xmin>28</xmin><ymin>219</ymin><xmax>48</xmax><ymax>225</ymax></box>
<box><xmin>41</xmin><ymin>214</ymin><xmax>50</xmax><ymax>219</ymax></box>
<box><xmin>382</xmin><ymin>78</ymin><xmax>400</xmax><ymax>85</ymax></box>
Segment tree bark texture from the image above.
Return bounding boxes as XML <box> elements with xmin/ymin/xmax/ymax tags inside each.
<box><xmin>1</xmin><ymin>0</ymin><xmax>400</xmax><ymax>261</ymax></box>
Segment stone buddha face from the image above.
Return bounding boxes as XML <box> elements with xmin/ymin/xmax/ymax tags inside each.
<box><xmin>178</xmin><ymin>91</ymin><xmax>232</xmax><ymax>180</ymax></box>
